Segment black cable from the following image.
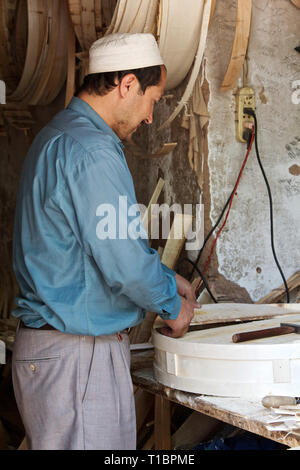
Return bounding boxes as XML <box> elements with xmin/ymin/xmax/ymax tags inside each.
<box><xmin>180</xmin><ymin>110</ymin><xmax>289</xmax><ymax>304</ymax></box>
<box><xmin>186</xmin><ymin>133</ymin><xmax>254</xmax><ymax>282</ymax></box>
<box><xmin>244</xmin><ymin>108</ymin><xmax>290</xmax><ymax>303</ymax></box>
<box><xmin>186</xmin><ymin>190</ymin><xmax>234</xmax><ymax>282</ymax></box>
<box><xmin>182</xmin><ymin>257</ymin><xmax>218</xmax><ymax>303</ymax></box>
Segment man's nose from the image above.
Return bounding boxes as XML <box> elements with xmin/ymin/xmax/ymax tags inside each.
<box><xmin>144</xmin><ymin>113</ymin><xmax>153</xmax><ymax>125</ymax></box>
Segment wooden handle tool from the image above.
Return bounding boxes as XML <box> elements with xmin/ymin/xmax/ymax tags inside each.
<box><xmin>232</xmin><ymin>325</ymin><xmax>295</xmax><ymax>343</ymax></box>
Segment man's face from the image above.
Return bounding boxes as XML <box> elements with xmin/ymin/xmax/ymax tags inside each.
<box><xmin>116</xmin><ymin>66</ymin><xmax>167</xmax><ymax>141</ymax></box>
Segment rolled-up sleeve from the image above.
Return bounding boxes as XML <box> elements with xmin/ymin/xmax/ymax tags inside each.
<box><xmin>59</xmin><ymin>146</ymin><xmax>181</xmax><ymax>320</ymax></box>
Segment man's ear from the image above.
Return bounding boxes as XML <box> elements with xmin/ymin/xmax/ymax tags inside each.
<box><xmin>119</xmin><ymin>73</ymin><xmax>138</xmax><ymax>98</ymax></box>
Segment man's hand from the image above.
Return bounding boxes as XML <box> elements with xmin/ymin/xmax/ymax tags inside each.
<box><xmin>175</xmin><ymin>273</ymin><xmax>197</xmax><ymax>303</ymax></box>
<box><xmin>158</xmin><ymin>296</ymin><xmax>200</xmax><ymax>339</ymax></box>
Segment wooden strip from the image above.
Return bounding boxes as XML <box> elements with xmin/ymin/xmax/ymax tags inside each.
<box><xmin>0</xmin><ymin>0</ymin><xmax>19</xmax><ymax>93</ymax></box>
<box><xmin>135</xmin><ymin>388</ymin><xmax>154</xmax><ymax>434</ymax></box>
<box><xmin>154</xmin><ymin>395</ymin><xmax>171</xmax><ymax>450</ymax></box>
<box><xmin>143</xmin><ymin>0</ymin><xmax>159</xmax><ymax>34</ymax></box>
<box><xmin>171</xmin><ymin>411</ymin><xmax>220</xmax><ymax>450</ymax></box>
<box><xmin>101</xmin><ymin>0</ymin><xmax>117</xmax><ymax>33</ymax></box>
<box><xmin>142</xmin><ymin>177</ymin><xmax>165</xmax><ymax>238</ymax></box>
<box><xmin>14</xmin><ymin>0</ymin><xmax>28</xmax><ymax>76</ymax></box>
<box><xmin>94</xmin><ymin>0</ymin><xmax>102</xmax><ymax>38</ymax></box>
<box><xmin>256</xmin><ymin>270</ymin><xmax>300</xmax><ymax>304</ymax></box>
<box><xmin>158</xmin><ymin>0</ymin><xmax>211</xmax><ymax>129</ymax></box>
<box><xmin>125</xmin><ymin>141</ymin><xmax>177</xmax><ymax>159</ymax></box>
<box><xmin>3</xmin><ymin>109</ymin><xmax>35</xmax><ymax>130</ymax></box>
<box><xmin>65</xmin><ymin>6</ymin><xmax>76</xmax><ymax>107</ymax></box>
<box><xmin>220</xmin><ymin>0</ymin><xmax>252</xmax><ymax>92</ymax></box>
<box><xmin>161</xmin><ymin>213</ymin><xmax>194</xmax><ymax>270</ymax></box>
<box><xmin>117</xmin><ymin>0</ymin><xmax>150</xmax><ymax>34</ymax></box>
<box><xmin>31</xmin><ymin>0</ymin><xmax>68</xmax><ymax>105</ymax></box>
<box><xmin>28</xmin><ymin>0</ymin><xmax>68</xmax><ymax>105</ymax></box>
<box><xmin>105</xmin><ymin>0</ymin><xmax>126</xmax><ymax>35</ymax></box>
<box><xmin>12</xmin><ymin>0</ymin><xmax>49</xmax><ymax>102</ymax></box>
<box><xmin>142</xmin><ymin>432</ymin><xmax>154</xmax><ymax>450</ymax></box>
<box><xmin>232</xmin><ymin>326</ymin><xmax>295</xmax><ymax>343</ymax></box>
<box><xmin>11</xmin><ymin>0</ymin><xmax>52</xmax><ymax>103</ymax></box>
<box><xmin>129</xmin><ymin>0</ymin><xmax>151</xmax><ymax>33</ymax></box>
<box><xmin>159</xmin><ymin>0</ymin><xmax>205</xmax><ymax>90</ymax></box>
<box><xmin>191</xmin><ymin>302</ymin><xmax>300</xmax><ymax>326</ymax></box>
<box><xmin>209</xmin><ymin>0</ymin><xmax>216</xmax><ymax>27</ymax></box>
<box><xmin>41</xmin><ymin>0</ymin><xmax>69</xmax><ymax>105</ymax></box>
<box><xmin>8</xmin><ymin>0</ymin><xmax>48</xmax><ymax>102</ymax></box>
<box><xmin>18</xmin><ymin>437</ymin><xmax>28</xmax><ymax>450</ymax></box>
<box><xmin>291</xmin><ymin>0</ymin><xmax>300</xmax><ymax>7</ymax></box>
<box><xmin>68</xmin><ymin>0</ymin><xmax>85</xmax><ymax>49</ymax></box>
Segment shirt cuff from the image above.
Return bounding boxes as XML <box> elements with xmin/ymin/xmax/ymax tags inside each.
<box><xmin>159</xmin><ymin>292</ymin><xmax>182</xmax><ymax>321</ymax></box>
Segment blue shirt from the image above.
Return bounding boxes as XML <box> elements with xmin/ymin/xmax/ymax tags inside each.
<box><xmin>12</xmin><ymin>97</ymin><xmax>181</xmax><ymax>335</ymax></box>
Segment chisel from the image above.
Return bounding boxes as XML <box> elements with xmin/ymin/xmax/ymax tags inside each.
<box><xmin>232</xmin><ymin>322</ymin><xmax>300</xmax><ymax>343</ymax></box>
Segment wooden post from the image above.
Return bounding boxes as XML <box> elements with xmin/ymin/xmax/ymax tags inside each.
<box><xmin>154</xmin><ymin>395</ymin><xmax>171</xmax><ymax>450</ymax></box>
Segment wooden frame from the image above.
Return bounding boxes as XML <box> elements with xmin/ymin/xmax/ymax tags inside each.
<box><xmin>220</xmin><ymin>0</ymin><xmax>252</xmax><ymax>92</ymax></box>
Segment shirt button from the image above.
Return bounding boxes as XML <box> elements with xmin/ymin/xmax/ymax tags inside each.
<box><xmin>29</xmin><ymin>364</ymin><xmax>36</xmax><ymax>372</ymax></box>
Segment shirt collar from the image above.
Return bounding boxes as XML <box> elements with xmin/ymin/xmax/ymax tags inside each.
<box><xmin>68</xmin><ymin>96</ymin><xmax>123</xmax><ymax>148</ymax></box>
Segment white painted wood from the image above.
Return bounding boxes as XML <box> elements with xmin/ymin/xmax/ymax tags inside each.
<box><xmin>158</xmin><ymin>0</ymin><xmax>205</xmax><ymax>90</ymax></box>
<box><xmin>192</xmin><ymin>303</ymin><xmax>300</xmax><ymax>325</ymax></box>
<box><xmin>153</xmin><ymin>313</ymin><xmax>300</xmax><ymax>399</ymax></box>
<box><xmin>158</xmin><ymin>0</ymin><xmax>211</xmax><ymax>129</ymax></box>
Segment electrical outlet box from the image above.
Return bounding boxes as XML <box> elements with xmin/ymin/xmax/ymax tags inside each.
<box><xmin>235</xmin><ymin>87</ymin><xmax>255</xmax><ymax>143</ymax></box>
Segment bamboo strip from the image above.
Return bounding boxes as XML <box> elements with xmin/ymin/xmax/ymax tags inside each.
<box><xmin>158</xmin><ymin>0</ymin><xmax>205</xmax><ymax>91</ymax></box>
<box><xmin>40</xmin><ymin>0</ymin><xmax>68</xmax><ymax>105</ymax></box>
<box><xmin>28</xmin><ymin>0</ymin><xmax>68</xmax><ymax>105</ymax></box>
<box><xmin>141</xmin><ymin>177</ymin><xmax>165</xmax><ymax>239</ymax></box>
<box><xmin>158</xmin><ymin>0</ymin><xmax>212</xmax><ymax>130</ymax></box>
<box><xmin>116</xmin><ymin>0</ymin><xmax>150</xmax><ymax>34</ymax></box>
<box><xmin>291</xmin><ymin>0</ymin><xmax>300</xmax><ymax>7</ymax></box>
<box><xmin>220</xmin><ymin>0</ymin><xmax>252</xmax><ymax>92</ymax></box>
<box><xmin>80</xmin><ymin>0</ymin><xmax>97</xmax><ymax>50</ymax></box>
<box><xmin>68</xmin><ymin>0</ymin><xmax>85</xmax><ymax>49</ymax></box>
<box><xmin>14</xmin><ymin>0</ymin><xmax>28</xmax><ymax>76</ymax></box>
<box><xmin>101</xmin><ymin>0</ymin><xmax>118</xmax><ymax>33</ymax></box>
<box><xmin>125</xmin><ymin>141</ymin><xmax>177</xmax><ymax>159</ymax></box>
<box><xmin>8</xmin><ymin>0</ymin><xmax>48</xmax><ymax>102</ymax></box>
<box><xmin>161</xmin><ymin>213</ymin><xmax>194</xmax><ymax>270</ymax></box>
<box><xmin>0</xmin><ymin>0</ymin><xmax>19</xmax><ymax>92</ymax></box>
<box><xmin>65</xmin><ymin>8</ymin><xmax>76</xmax><ymax>107</ymax></box>
<box><xmin>209</xmin><ymin>0</ymin><xmax>216</xmax><ymax>27</ymax></box>
<box><xmin>105</xmin><ymin>0</ymin><xmax>127</xmax><ymax>35</ymax></box>
<box><xmin>256</xmin><ymin>270</ymin><xmax>300</xmax><ymax>304</ymax></box>
<box><xmin>94</xmin><ymin>0</ymin><xmax>102</xmax><ymax>38</ymax></box>
<box><xmin>143</xmin><ymin>0</ymin><xmax>159</xmax><ymax>35</ymax></box>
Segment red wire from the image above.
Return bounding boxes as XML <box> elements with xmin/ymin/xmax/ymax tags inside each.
<box><xmin>195</xmin><ymin>129</ymin><xmax>255</xmax><ymax>295</ymax></box>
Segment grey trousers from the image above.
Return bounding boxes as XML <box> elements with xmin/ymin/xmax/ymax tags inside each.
<box><xmin>12</xmin><ymin>326</ymin><xmax>136</xmax><ymax>450</ymax></box>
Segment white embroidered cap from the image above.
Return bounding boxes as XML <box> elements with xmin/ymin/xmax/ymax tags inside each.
<box><xmin>88</xmin><ymin>33</ymin><xmax>164</xmax><ymax>74</ymax></box>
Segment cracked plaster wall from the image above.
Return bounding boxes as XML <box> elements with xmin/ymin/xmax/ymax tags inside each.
<box><xmin>205</xmin><ymin>0</ymin><xmax>300</xmax><ymax>301</ymax></box>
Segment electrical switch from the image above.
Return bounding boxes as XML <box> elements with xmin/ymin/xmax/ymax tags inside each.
<box><xmin>235</xmin><ymin>87</ymin><xmax>255</xmax><ymax>143</ymax></box>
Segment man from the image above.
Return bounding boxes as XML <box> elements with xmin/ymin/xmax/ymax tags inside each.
<box><xmin>12</xmin><ymin>33</ymin><xmax>199</xmax><ymax>450</ymax></box>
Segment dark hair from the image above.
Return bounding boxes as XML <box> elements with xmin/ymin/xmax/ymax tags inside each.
<box><xmin>76</xmin><ymin>65</ymin><xmax>162</xmax><ymax>97</ymax></box>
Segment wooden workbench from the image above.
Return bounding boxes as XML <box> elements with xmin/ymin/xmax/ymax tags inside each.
<box><xmin>1</xmin><ymin>324</ymin><xmax>300</xmax><ymax>450</ymax></box>
<box><xmin>131</xmin><ymin>349</ymin><xmax>300</xmax><ymax>449</ymax></box>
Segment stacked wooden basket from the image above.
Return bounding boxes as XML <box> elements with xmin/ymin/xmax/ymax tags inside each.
<box><xmin>0</xmin><ymin>0</ymin><xmax>214</xmax><ymax>116</ymax></box>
